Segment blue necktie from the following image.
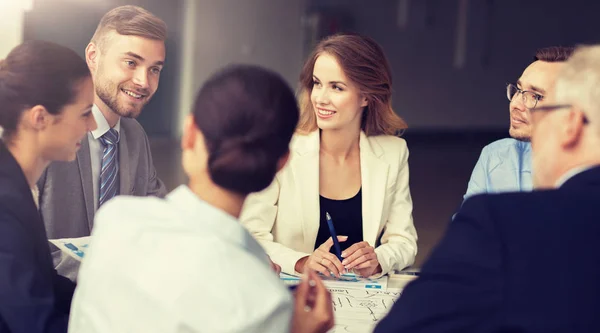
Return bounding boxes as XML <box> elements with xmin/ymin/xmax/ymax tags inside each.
<box><xmin>98</xmin><ymin>128</ymin><xmax>120</xmax><ymax>207</ymax></box>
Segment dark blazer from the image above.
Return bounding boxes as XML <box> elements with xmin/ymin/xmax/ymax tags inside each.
<box><xmin>376</xmin><ymin>166</ymin><xmax>600</xmax><ymax>333</ymax></box>
<box><xmin>38</xmin><ymin>117</ymin><xmax>167</xmax><ymax>280</ymax></box>
<box><xmin>0</xmin><ymin>141</ymin><xmax>75</xmax><ymax>333</ymax></box>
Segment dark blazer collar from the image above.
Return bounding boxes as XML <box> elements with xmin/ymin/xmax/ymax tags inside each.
<box><xmin>0</xmin><ymin>140</ymin><xmax>31</xmax><ymax>196</ymax></box>
<box><xmin>0</xmin><ymin>141</ymin><xmax>57</xmax><ymax>281</ymax></box>
<box><xmin>560</xmin><ymin>165</ymin><xmax>600</xmax><ymax>190</ymax></box>
<box><xmin>0</xmin><ymin>139</ymin><xmax>50</xmax><ymax>248</ymax></box>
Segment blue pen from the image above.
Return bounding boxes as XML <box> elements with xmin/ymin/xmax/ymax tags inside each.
<box><xmin>326</xmin><ymin>212</ymin><xmax>343</xmax><ymax>262</ymax></box>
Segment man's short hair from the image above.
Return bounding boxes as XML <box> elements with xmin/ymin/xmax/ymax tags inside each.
<box><xmin>534</xmin><ymin>46</ymin><xmax>575</xmax><ymax>62</ymax></box>
<box><xmin>554</xmin><ymin>45</ymin><xmax>600</xmax><ymax>133</ymax></box>
<box><xmin>91</xmin><ymin>5</ymin><xmax>167</xmax><ymax>50</ymax></box>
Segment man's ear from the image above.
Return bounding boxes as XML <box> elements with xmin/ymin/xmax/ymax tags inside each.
<box><xmin>85</xmin><ymin>42</ymin><xmax>99</xmax><ymax>75</ymax></box>
<box><xmin>562</xmin><ymin>107</ymin><xmax>587</xmax><ymax>149</ymax></box>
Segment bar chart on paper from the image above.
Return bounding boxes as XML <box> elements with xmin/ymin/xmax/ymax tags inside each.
<box><xmin>327</xmin><ymin>287</ymin><xmax>401</xmax><ymax>333</ymax></box>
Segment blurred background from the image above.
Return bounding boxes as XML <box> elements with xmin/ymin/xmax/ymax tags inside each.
<box><xmin>2</xmin><ymin>0</ymin><xmax>599</xmax><ymax>266</ymax></box>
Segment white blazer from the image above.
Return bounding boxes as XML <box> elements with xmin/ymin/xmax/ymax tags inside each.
<box><xmin>240</xmin><ymin>130</ymin><xmax>418</xmax><ymax>276</ymax></box>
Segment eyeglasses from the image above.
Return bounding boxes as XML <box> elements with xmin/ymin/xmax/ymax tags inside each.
<box><xmin>506</xmin><ymin>83</ymin><xmax>543</xmax><ymax>109</ymax></box>
<box><xmin>532</xmin><ymin>104</ymin><xmax>590</xmax><ymax>124</ymax></box>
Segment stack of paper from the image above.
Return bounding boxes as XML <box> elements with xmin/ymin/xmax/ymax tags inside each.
<box><xmin>49</xmin><ymin>236</ymin><xmax>90</xmax><ymax>261</ymax></box>
<box><xmin>279</xmin><ymin>272</ymin><xmax>388</xmax><ymax>291</ymax></box>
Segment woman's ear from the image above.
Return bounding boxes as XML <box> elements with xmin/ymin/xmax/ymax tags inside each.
<box><xmin>181</xmin><ymin>114</ymin><xmax>196</xmax><ymax>151</ymax></box>
<box><xmin>25</xmin><ymin>105</ymin><xmax>52</xmax><ymax>131</ymax></box>
<box><xmin>360</xmin><ymin>95</ymin><xmax>368</xmax><ymax>108</ymax></box>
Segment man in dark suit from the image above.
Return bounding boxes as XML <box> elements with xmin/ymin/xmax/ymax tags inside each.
<box><xmin>38</xmin><ymin>5</ymin><xmax>168</xmax><ymax>281</ymax></box>
<box><xmin>375</xmin><ymin>45</ymin><xmax>600</xmax><ymax>333</ymax></box>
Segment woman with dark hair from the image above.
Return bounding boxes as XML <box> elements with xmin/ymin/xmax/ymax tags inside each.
<box><xmin>70</xmin><ymin>65</ymin><xmax>334</xmax><ymax>333</ymax></box>
<box><xmin>241</xmin><ymin>33</ymin><xmax>418</xmax><ymax>278</ymax></box>
<box><xmin>0</xmin><ymin>40</ymin><xmax>96</xmax><ymax>332</ymax></box>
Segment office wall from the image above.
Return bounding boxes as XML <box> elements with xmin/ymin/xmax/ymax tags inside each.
<box><xmin>21</xmin><ymin>0</ymin><xmax>600</xmax><ymax>134</ymax></box>
<box><xmin>24</xmin><ymin>0</ymin><xmax>307</xmax><ymax>138</ymax></box>
<box><xmin>0</xmin><ymin>1</ymin><xmax>33</xmax><ymax>58</ymax></box>
<box><xmin>25</xmin><ymin>0</ymin><xmax>183</xmax><ymax>137</ymax></box>
<box><xmin>308</xmin><ymin>0</ymin><xmax>600</xmax><ymax>131</ymax></box>
<box><xmin>175</xmin><ymin>0</ymin><xmax>307</xmax><ymax>137</ymax></box>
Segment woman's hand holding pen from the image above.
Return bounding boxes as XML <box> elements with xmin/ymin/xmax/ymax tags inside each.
<box><xmin>295</xmin><ymin>236</ymin><xmax>347</xmax><ymax>278</ymax></box>
<box><xmin>341</xmin><ymin>241</ymin><xmax>382</xmax><ymax>277</ymax></box>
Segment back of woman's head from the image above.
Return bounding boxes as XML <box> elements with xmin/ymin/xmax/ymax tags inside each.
<box><xmin>0</xmin><ymin>40</ymin><xmax>91</xmax><ymax>140</ymax></box>
<box><xmin>193</xmin><ymin>65</ymin><xmax>299</xmax><ymax>195</ymax></box>
<box><xmin>297</xmin><ymin>33</ymin><xmax>407</xmax><ymax>136</ymax></box>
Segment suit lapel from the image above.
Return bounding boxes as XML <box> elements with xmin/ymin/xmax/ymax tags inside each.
<box><xmin>359</xmin><ymin>133</ymin><xmax>389</xmax><ymax>246</ymax></box>
<box><xmin>76</xmin><ymin>136</ymin><xmax>94</xmax><ymax>231</ymax></box>
<box><xmin>291</xmin><ymin>131</ymin><xmax>321</xmax><ymax>249</ymax></box>
<box><xmin>118</xmin><ymin>126</ymin><xmax>132</xmax><ymax>195</ymax></box>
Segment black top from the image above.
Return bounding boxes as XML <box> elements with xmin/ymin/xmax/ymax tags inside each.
<box><xmin>315</xmin><ymin>188</ymin><xmax>363</xmax><ymax>254</ymax></box>
<box><xmin>0</xmin><ymin>140</ymin><xmax>75</xmax><ymax>333</ymax></box>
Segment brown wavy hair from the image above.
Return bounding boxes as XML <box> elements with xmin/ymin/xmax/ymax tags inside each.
<box><xmin>297</xmin><ymin>33</ymin><xmax>407</xmax><ymax>136</ymax></box>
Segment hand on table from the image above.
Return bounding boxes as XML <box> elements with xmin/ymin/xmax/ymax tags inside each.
<box><xmin>295</xmin><ymin>236</ymin><xmax>347</xmax><ymax>278</ymax></box>
<box><xmin>341</xmin><ymin>241</ymin><xmax>382</xmax><ymax>277</ymax></box>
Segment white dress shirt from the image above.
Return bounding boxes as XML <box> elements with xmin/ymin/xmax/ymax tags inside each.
<box><xmin>88</xmin><ymin>105</ymin><xmax>121</xmax><ymax>212</ymax></box>
<box><xmin>31</xmin><ymin>185</ymin><xmax>39</xmax><ymax>209</ymax></box>
<box><xmin>69</xmin><ymin>185</ymin><xmax>293</xmax><ymax>333</ymax></box>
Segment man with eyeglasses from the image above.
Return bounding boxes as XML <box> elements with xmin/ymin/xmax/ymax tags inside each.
<box><xmin>462</xmin><ymin>47</ymin><xmax>573</xmax><ymax>200</ymax></box>
<box><xmin>375</xmin><ymin>44</ymin><xmax>600</xmax><ymax>333</ymax></box>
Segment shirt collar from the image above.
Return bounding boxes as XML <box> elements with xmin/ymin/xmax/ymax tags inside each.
<box><xmin>517</xmin><ymin>140</ymin><xmax>532</xmax><ymax>172</ymax></box>
<box><xmin>555</xmin><ymin>165</ymin><xmax>598</xmax><ymax>188</ymax></box>
<box><xmin>90</xmin><ymin>105</ymin><xmax>121</xmax><ymax>140</ymax></box>
<box><xmin>165</xmin><ymin>185</ymin><xmax>266</xmax><ymax>258</ymax></box>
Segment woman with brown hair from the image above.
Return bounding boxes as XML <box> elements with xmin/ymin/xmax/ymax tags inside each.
<box><xmin>241</xmin><ymin>33</ymin><xmax>418</xmax><ymax>278</ymax></box>
<box><xmin>0</xmin><ymin>40</ymin><xmax>96</xmax><ymax>332</ymax></box>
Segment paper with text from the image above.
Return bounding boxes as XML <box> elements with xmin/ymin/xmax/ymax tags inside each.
<box><xmin>49</xmin><ymin>236</ymin><xmax>90</xmax><ymax>262</ymax></box>
<box><xmin>327</xmin><ymin>287</ymin><xmax>402</xmax><ymax>333</ymax></box>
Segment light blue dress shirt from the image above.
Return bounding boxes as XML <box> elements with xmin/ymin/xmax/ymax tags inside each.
<box><xmin>464</xmin><ymin>138</ymin><xmax>532</xmax><ymax>200</ymax></box>
<box><xmin>69</xmin><ymin>185</ymin><xmax>292</xmax><ymax>333</ymax></box>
